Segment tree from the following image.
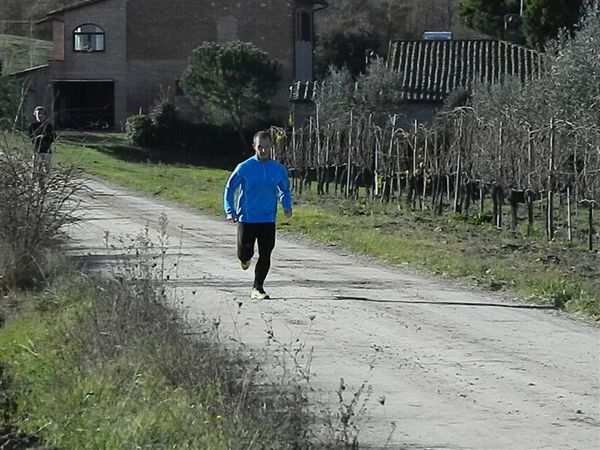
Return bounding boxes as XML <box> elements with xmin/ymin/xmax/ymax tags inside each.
<box><xmin>458</xmin><ymin>0</ymin><xmax>586</xmax><ymax>49</ymax></box>
<box><xmin>315</xmin><ymin>29</ymin><xmax>381</xmax><ymax>78</ymax></box>
<box><xmin>315</xmin><ymin>0</ymin><xmax>404</xmax><ymax>78</ymax></box>
<box><xmin>315</xmin><ymin>58</ymin><xmax>403</xmax><ymax>126</ymax></box>
<box><xmin>181</xmin><ymin>41</ymin><xmax>281</xmax><ymax>148</ymax></box>
<box><xmin>314</xmin><ymin>66</ymin><xmax>355</xmax><ymax>125</ymax></box>
<box><xmin>523</xmin><ymin>0</ymin><xmax>584</xmax><ymax>49</ymax></box>
<box><xmin>355</xmin><ymin>57</ymin><xmax>404</xmax><ymax>121</ymax></box>
<box><xmin>471</xmin><ymin>1</ymin><xmax>600</xmax><ymax>128</ymax></box>
<box><xmin>458</xmin><ymin>0</ymin><xmax>519</xmax><ymax>38</ymax></box>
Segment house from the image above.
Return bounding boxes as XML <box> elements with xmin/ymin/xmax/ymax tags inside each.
<box><xmin>290</xmin><ymin>38</ymin><xmax>544</xmax><ymax>127</ymax></box>
<box><xmin>32</xmin><ymin>0</ymin><xmax>328</xmax><ymax>129</ymax></box>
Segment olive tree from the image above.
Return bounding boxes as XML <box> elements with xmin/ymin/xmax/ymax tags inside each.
<box><xmin>315</xmin><ymin>58</ymin><xmax>403</xmax><ymax>126</ymax></box>
<box><xmin>471</xmin><ymin>0</ymin><xmax>600</xmax><ymax>128</ymax></box>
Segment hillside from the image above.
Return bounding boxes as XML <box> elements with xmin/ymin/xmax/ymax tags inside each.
<box><xmin>0</xmin><ymin>0</ymin><xmax>68</xmax><ymax>23</ymax></box>
<box><xmin>0</xmin><ymin>0</ymin><xmax>68</xmax><ymax>40</ymax></box>
<box><xmin>316</xmin><ymin>0</ymin><xmax>479</xmax><ymax>40</ymax></box>
<box><xmin>0</xmin><ymin>34</ymin><xmax>52</xmax><ymax>75</ymax></box>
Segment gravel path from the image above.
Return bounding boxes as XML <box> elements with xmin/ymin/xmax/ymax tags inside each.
<box><xmin>68</xmin><ymin>179</ymin><xmax>600</xmax><ymax>450</ymax></box>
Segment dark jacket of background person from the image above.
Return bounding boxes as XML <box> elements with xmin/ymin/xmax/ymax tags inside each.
<box><xmin>28</xmin><ymin>121</ymin><xmax>55</xmax><ymax>154</ymax></box>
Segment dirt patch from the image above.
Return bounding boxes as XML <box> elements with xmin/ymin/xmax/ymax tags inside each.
<box><xmin>0</xmin><ymin>427</ymin><xmax>42</xmax><ymax>450</ymax></box>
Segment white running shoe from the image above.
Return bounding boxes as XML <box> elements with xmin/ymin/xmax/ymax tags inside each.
<box><xmin>250</xmin><ymin>288</ymin><xmax>270</xmax><ymax>300</ymax></box>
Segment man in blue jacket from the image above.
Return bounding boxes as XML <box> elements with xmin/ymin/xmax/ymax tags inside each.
<box><xmin>224</xmin><ymin>130</ymin><xmax>293</xmax><ymax>300</ymax></box>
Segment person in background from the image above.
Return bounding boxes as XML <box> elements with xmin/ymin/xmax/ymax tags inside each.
<box><xmin>28</xmin><ymin>106</ymin><xmax>55</xmax><ymax>170</ymax></box>
<box><xmin>223</xmin><ymin>130</ymin><xmax>293</xmax><ymax>300</ymax></box>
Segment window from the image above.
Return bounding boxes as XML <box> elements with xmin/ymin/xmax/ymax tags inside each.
<box><xmin>295</xmin><ymin>11</ymin><xmax>312</xmax><ymax>42</ymax></box>
<box><xmin>73</xmin><ymin>24</ymin><xmax>105</xmax><ymax>52</ymax></box>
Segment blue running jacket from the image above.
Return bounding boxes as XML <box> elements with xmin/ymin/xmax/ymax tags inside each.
<box><xmin>224</xmin><ymin>155</ymin><xmax>293</xmax><ymax>223</ymax></box>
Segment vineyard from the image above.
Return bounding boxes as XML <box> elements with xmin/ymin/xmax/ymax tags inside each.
<box><xmin>272</xmin><ymin>108</ymin><xmax>599</xmax><ymax>251</ymax></box>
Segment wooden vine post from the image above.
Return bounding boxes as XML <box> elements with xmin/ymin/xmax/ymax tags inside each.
<box><xmin>567</xmin><ymin>186</ymin><xmax>573</xmax><ymax>242</ymax></box>
<box><xmin>526</xmin><ymin>125</ymin><xmax>534</xmax><ymax>236</ymax></box>
<box><xmin>315</xmin><ymin>104</ymin><xmax>323</xmax><ymax>195</ymax></box>
<box><xmin>345</xmin><ymin>110</ymin><xmax>353</xmax><ymax>198</ymax></box>
<box><xmin>422</xmin><ymin>131</ymin><xmax>428</xmax><ymax>211</ymax></box>
<box><xmin>495</xmin><ymin>121</ymin><xmax>504</xmax><ymax>228</ymax></box>
<box><xmin>580</xmin><ymin>200</ymin><xmax>597</xmax><ymax>251</ymax></box>
<box><xmin>291</xmin><ymin>123</ymin><xmax>297</xmax><ymax>192</ymax></box>
<box><xmin>412</xmin><ymin>119</ymin><xmax>418</xmax><ymax>209</ymax></box>
<box><xmin>387</xmin><ymin>115</ymin><xmax>397</xmax><ymax>202</ymax></box>
<box><xmin>547</xmin><ymin>118</ymin><xmax>555</xmax><ymax>240</ymax></box>
<box><xmin>453</xmin><ymin>115</ymin><xmax>463</xmax><ymax>214</ymax></box>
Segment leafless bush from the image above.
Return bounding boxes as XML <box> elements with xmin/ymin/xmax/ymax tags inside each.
<box><xmin>323</xmin><ymin>375</ymin><xmax>374</xmax><ymax>449</ymax></box>
<box><xmin>63</xmin><ymin>216</ymin><xmax>319</xmax><ymax>448</ymax></box>
<box><xmin>259</xmin><ymin>316</ymin><xmax>392</xmax><ymax>448</ymax></box>
<box><xmin>0</xmin><ymin>131</ymin><xmax>85</xmax><ymax>289</ymax></box>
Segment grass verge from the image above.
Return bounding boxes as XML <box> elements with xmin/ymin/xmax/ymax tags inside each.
<box><xmin>54</xmin><ymin>132</ymin><xmax>600</xmax><ymax>319</ymax></box>
<box><xmin>0</xmin><ymin>269</ymin><xmax>317</xmax><ymax>449</ymax></box>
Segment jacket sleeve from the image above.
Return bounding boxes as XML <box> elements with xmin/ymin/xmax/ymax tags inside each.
<box><xmin>223</xmin><ymin>166</ymin><xmax>241</xmax><ymax>218</ymax></box>
<box><xmin>277</xmin><ymin>165</ymin><xmax>293</xmax><ymax>212</ymax></box>
<box><xmin>48</xmin><ymin>124</ymin><xmax>56</xmax><ymax>144</ymax></box>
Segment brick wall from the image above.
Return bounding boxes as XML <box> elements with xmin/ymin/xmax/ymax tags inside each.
<box><xmin>125</xmin><ymin>0</ymin><xmax>300</xmax><ymax>123</ymax></box>
<box><xmin>127</xmin><ymin>0</ymin><xmax>294</xmax><ymax>63</ymax></box>
<box><xmin>46</xmin><ymin>0</ymin><xmax>314</xmax><ymax>127</ymax></box>
<box><xmin>47</xmin><ymin>0</ymin><xmax>128</xmax><ymax>125</ymax></box>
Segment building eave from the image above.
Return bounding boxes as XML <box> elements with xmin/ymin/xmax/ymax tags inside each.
<box><xmin>8</xmin><ymin>64</ymin><xmax>49</xmax><ymax>77</ymax></box>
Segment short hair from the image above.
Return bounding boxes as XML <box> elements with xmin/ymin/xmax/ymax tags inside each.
<box><xmin>253</xmin><ymin>130</ymin><xmax>272</xmax><ymax>145</ymax></box>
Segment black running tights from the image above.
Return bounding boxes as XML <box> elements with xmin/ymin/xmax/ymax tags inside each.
<box><xmin>237</xmin><ymin>222</ymin><xmax>276</xmax><ymax>289</ymax></box>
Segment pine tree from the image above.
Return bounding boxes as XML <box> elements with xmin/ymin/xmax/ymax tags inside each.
<box><xmin>523</xmin><ymin>0</ymin><xmax>584</xmax><ymax>49</ymax></box>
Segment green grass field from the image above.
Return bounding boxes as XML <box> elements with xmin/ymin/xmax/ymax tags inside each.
<box><xmin>54</xmin><ymin>132</ymin><xmax>600</xmax><ymax>319</ymax></box>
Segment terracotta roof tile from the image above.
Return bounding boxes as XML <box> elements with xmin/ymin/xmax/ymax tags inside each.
<box><xmin>388</xmin><ymin>39</ymin><xmax>545</xmax><ymax>101</ymax></box>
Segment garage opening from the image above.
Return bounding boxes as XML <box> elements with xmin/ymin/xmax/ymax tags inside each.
<box><xmin>53</xmin><ymin>80</ymin><xmax>114</xmax><ymax>130</ymax></box>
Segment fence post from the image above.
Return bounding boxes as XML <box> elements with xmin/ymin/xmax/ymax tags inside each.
<box><xmin>567</xmin><ymin>186</ymin><xmax>573</xmax><ymax>242</ymax></box>
<box><xmin>580</xmin><ymin>200</ymin><xmax>596</xmax><ymax>251</ymax></box>
<box><xmin>547</xmin><ymin>118</ymin><xmax>555</xmax><ymax>240</ymax></box>
<box><xmin>346</xmin><ymin>110</ymin><xmax>353</xmax><ymax>198</ymax></box>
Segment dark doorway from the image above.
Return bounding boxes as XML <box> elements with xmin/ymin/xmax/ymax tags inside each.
<box><xmin>53</xmin><ymin>80</ymin><xmax>114</xmax><ymax>129</ymax></box>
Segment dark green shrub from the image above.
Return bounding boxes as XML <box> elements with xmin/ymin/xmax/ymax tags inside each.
<box><xmin>149</xmin><ymin>96</ymin><xmax>177</xmax><ymax>147</ymax></box>
<box><xmin>125</xmin><ymin>114</ymin><xmax>155</xmax><ymax>147</ymax></box>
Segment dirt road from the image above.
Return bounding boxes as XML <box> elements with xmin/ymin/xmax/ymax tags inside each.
<box><xmin>69</xmin><ymin>179</ymin><xmax>599</xmax><ymax>450</ymax></box>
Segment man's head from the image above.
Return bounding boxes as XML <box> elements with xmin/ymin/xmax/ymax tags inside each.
<box><xmin>253</xmin><ymin>130</ymin><xmax>272</xmax><ymax>162</ymax></box>
<box><xmin>33</xmin><ymin>106</ymin><xmax>47</xmax><ymax>123</ymax></box>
